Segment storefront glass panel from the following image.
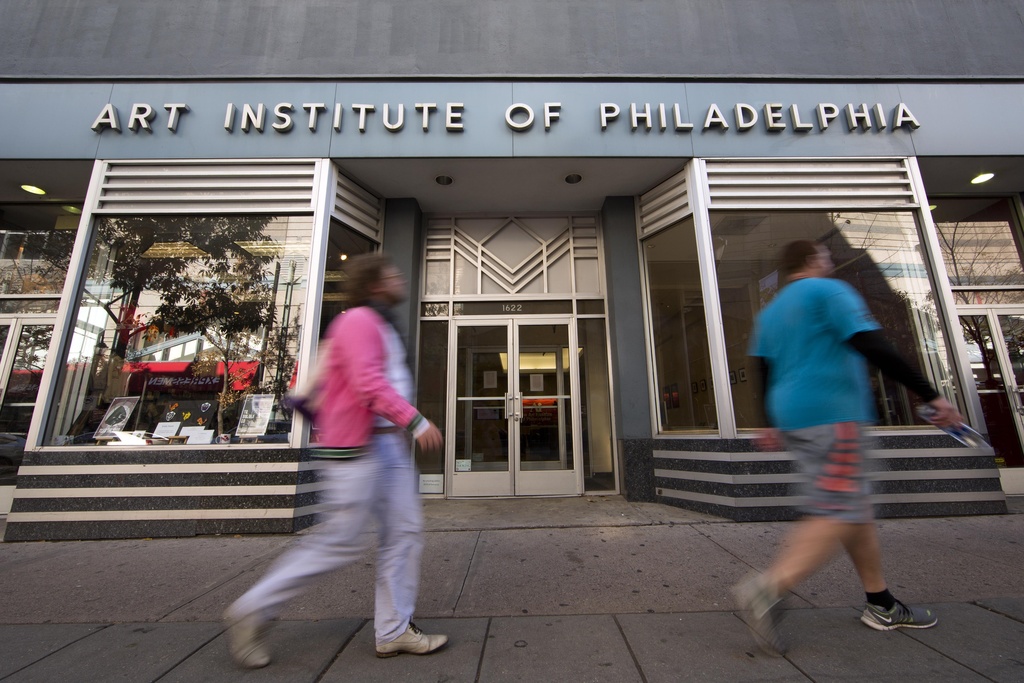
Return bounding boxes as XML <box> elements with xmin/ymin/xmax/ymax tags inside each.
<box><xmin>710</xmin><ymin>210</ymin><xmax>955</xmax><ymax>430</ymax></box>
<box><xmin>318</xmin><ymin>220</ymin><xmax>378</xmax><ymax>337</ymax></box>
<box><xmin>415</xmin><ymin>320</ymin><xmax>448</xmax><ymax>478</ymax></box>
<box><xmin>644</xmin><ymin>217</ymin><xmax>718</xmax><ymax>432</ymax></box>
<box><xmin>0</xmin><ymin>206</ymin><xmax>77</xmax><ymax>296</ymax></box>
<box><xmin>931</xmin><ymin>197</ymin><xmax>1024</xmax><ymax>305</ymax></box>
<box><xmin>578</xmin><ymin>318</ymin><xmax>614</xmax><ymax>491</ymax></box>
<box><xmin>45</xmin><ymin>214</ymin><xmax>313</xmax><ymax>446</ymax></box>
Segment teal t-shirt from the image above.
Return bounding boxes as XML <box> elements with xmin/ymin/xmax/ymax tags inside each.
<box><xmin>749</xmin><ymin>277</ymin><xmax>881</xmax><ymax>431</ymax></box>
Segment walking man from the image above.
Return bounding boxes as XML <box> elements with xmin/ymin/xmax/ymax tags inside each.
<box><xmin>735</xmin><ymin>240</ymin><xmax>964</xmax><ymax>655</ymax></box>
<box><xmin>224</xmin><ymin>253</ymin><xmax>446</xmax><ymax>668</ymax></box>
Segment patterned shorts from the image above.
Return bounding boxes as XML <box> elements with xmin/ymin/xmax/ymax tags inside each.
<box><xmin>782</xmin><ymin>421</ymin><xmax>874</xmax><ymax>523</ymax></box>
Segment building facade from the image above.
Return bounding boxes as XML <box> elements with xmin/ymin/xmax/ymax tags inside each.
<box><xmin>1</xmin><ymin>1</ymin><xmax>1022</xmax><ymax>540</ymax></box>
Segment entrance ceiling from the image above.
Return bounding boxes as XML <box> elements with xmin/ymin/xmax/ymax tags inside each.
<box><xmin>338</xmin><ymin>158</ymin><xmax>685</xmax><ymax>214</ymax></box>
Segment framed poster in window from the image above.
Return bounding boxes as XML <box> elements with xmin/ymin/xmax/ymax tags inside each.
<box><xmin>236</xmin><ymin>394</ymin><xmax>275</xmax><ymax>438</ymax></box>
<box><xmin>94</xmin><ymin>397</ymin><xmax>140</xmax><ymax>439</ymax></box>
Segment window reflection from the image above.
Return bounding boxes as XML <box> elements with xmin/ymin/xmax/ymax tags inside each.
<box><xmin>46</xmin><ymin>215</ymin><xmax>312</xmax><ymax>445</ymax></box>
<box><xmin>931</xmin><ymin>197</ymin><xmax>1024</xmax><ymax>304</ymax></box>
<box><xmin>710</xmin><ymin>211</ymin><xmax>954</xmax><ymax>429</ymax></box>
<box><xmin>0</xmin><ymin>204</ymin><xmax>77</xmax><ymax>296</ymax></box>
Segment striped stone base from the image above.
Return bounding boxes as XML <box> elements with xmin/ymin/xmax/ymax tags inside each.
<box><xmin>637</xmin><ymin>434</ymin><xmax>1009</xmax><ymax>522</ymax></box>
<box><xmin>3</xmin><ymin>447</ymin><xmax>323</xmax><ymax>541</ymax></box>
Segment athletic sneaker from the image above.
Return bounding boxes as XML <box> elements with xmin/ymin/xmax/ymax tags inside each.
<box><xmin>732</xmin><ymin>574</ymin><xmax>786</xmax><ymax>656</ymax></box>
<box><xmin>861</xmin><ymin>600</ymin><xmax>938</xmax><ymax>631</ymax></box>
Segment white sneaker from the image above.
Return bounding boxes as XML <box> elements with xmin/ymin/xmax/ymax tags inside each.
<box><xmin>224</xmin><ymin>609</ymin><xmax>271</xmax><ymax>669</ymax></box>
<box><xmin>375</xmin><ymin>622</ymin><xmax>449</xmax><ymax>658</ymax></box>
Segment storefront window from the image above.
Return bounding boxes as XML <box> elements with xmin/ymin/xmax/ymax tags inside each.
<box><xmin>931</xmin><ymin>197</ymin><xmax>1024</xmax><ymax>305</ymax></box>
<box><xmin>46</xmin><ymin>214</ymin><xmax>313</xmax><ymax>446</ymax></box>
<box><xmin>644</xmin><ymin>217</ymin><xmax>718</xmax><ymax>432</ymax></box>
<box><xmin>711</xmin><ymin>210</ymin><xmax>955</xmax><ymax>430</ymax></box>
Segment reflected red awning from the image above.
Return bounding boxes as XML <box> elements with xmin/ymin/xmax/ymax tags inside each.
<box><xmin>123</xmin><ymin>361</ymin><xmax>259</xmax><ymax>393</ymax></box>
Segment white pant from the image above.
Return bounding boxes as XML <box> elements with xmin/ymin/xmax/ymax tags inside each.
<box><xmin>230</xmin><ymin>432</ymin><xmax>424</xmax><ymax>645</ymax></box>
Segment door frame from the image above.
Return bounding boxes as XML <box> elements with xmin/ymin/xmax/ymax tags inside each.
<box><xmin>446</xmin><ymin>316</ymin><xmax>584</xmax><ymax>497</ymax></box>
<box><xmin>956</xmin><ymin>305</ymin><xmax>1024</xmax><ymax>493</ymax></box>
<box><xmin>0</xmin><ymin>314</ymin><xmax>58</xmax><ymax>514</ymax></box>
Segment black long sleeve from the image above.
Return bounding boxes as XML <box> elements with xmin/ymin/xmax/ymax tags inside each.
<box><xmin>754</xmin><ymin>356</ymin><xmax>772</xmax><ymax>426</ymax></box>
<box><xmin>846</xmin><ymin>330</ymin><xmax>939</xmax><ymax>402</ymax></box>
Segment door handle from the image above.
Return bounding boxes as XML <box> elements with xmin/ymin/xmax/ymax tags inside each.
<box><xmin>1010</xmin><ymin>389</ymin><xmax>1024</xmax><ymax>416</ymax></box>
<box><xmin>513</xmin><ymin>393</ymin><xmax>522</xmax><ymax>422</ymax></box>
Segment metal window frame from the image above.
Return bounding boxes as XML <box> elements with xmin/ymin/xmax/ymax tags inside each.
<box><xmin>28</xmin><ymin>158</ymin><xmax>333</xmax><ymax>452</ymax></box>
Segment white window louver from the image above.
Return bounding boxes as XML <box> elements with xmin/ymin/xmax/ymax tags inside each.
<box><xmin>331</xmin><ymin>171</ymin><xmax>383</xmax><ymax>241</ymax></box>
<box><xmin>638</xmin><ymin>166</ymin><xmax>692</xmax><ymax>238</ymax></box>
<box><xmin>94</xmin><ymin>159</ymin><xmax>319</xmax><ymax>214</ymax></box>
<box><xmin>703</xmin><ymin>158</ymin><xmax>917</xmax><ymax>210</ymax></box>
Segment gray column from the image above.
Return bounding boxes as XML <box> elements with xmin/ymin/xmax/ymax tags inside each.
<box><xmin>602</xmin><ymin>196</ymin><xmax>652</xmax><ymax>438</ymax></box>
<box><xmin>382</xmin><ymin>198</ymin><xmax>424</xmax><ymax>364</ymax></box>
<box><xmin>602</xmin><ymin>197</ymin><xmax>655</xmax><ymax>501</ymax></box>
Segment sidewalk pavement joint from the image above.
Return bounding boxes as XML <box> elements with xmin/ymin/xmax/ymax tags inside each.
<box><xmin>1</xmin><ymin>495</ymin><xmax>1022</xmax><ymax>681</ymax></box>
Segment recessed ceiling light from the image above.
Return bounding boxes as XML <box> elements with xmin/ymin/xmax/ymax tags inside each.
<box><xmin>21</xmin><ymin>184</ymin><xmax>46</xmax><ymax>195</ymax></box>
<box><xmin>62</xmin><ymin>205</ymin><xmax>82</xmax><ymax>214</ymax></box>
<box><xmin>971</xmin><ymin>172</ymin><xmax>995</xmax><ymax>184</ymax></box>
<box><xmin>928</xmin><ymin>204</ymin><xmax>937</xmax><ymax>211</ymax></box>
<box><xmin>564</xmin><ymin>173</ymin><xmax>583</xmax><ymax>184</ymax></box>
<box><xmin>435</xmin><ymin>175</ymin><xmax>453</xmax><ymax>186</ymax></box>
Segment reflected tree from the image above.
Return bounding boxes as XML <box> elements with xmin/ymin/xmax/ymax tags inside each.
<box><xmin>88</xmin><ymin>216</ymin><xmax>282</xmax><ymax>433</ymax></box>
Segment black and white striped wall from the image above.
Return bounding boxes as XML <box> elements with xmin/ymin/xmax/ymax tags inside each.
<box><xmin>644</xmin><ymin>435</ymin><xmax>1007</xmax><ymax>522</ymax></box>
<box><xmin>4</xmin><ymin>447</ymin><xmax>326</xmax><ymax>541</ymax></box>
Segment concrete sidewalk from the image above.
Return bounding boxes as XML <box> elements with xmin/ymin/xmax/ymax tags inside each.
<box><xmin>1</xmin><ymin>496</ymin><xmax>1022</xmax><ymax>681</ymax></box>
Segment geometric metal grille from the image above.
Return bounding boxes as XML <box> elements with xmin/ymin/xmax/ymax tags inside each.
<box><xmin>424</xmin><ymin>215</ymin><xmax>602</xmax><ymax>296</ymax></box>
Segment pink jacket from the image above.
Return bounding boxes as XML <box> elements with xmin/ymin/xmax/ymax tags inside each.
<box><xmin>314</xmin><ymin>306</ymin><xmax>423</xmax><ymax>451</ymax></box>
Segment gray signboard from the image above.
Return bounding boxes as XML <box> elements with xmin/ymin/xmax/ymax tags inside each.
<box><xmin>1</xmin><ymin>81</ymin><xmax>1021</xmax><ymax>160</ymax></box>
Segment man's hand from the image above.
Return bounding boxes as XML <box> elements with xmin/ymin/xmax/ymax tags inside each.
<box><xmin>416</xmin><ymin>420</ymin><xmax>443</xmax><ymax>452</ymax></box>
<box><xmin>923</xmin><ymin>397</ymin><xmax>964</xmax><ymax>429</ymax></box>
<box><xmin>755</xmin><ymin>427</ymin><xmax>784</xmax><ymax>451</ymax></box>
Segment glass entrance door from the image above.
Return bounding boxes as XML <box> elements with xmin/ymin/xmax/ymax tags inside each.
<box><xmin>958</xmin><ymin>310</ymin><xmax>1024</xmax><ymax>470</ymax></box>
<box><xmin>0</xmin><ymin>319</ymin><xmax>55</xmax><ymax>514</ymax></box>
<box><xmin>448</xmin><ymin>318</ymin><xmax>581</xmax><ymax>497</ymax></box>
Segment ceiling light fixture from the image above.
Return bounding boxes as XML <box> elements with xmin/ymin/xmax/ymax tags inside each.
<box><xmin>564</xmin><ymin>173</ymin><xmax>583</xmax><ymax>184</ymax></box>
<box><xmin>971</xmin><ymin>172</ymin><xmax>995</xmax><ymax>184</ymax></box>
<box><xmin>928</xmin><ymin>204</ymin><xmax>937</xmax><ymax>211</ymax></box>
<box><xmin>435</xmin><ymin>175</ymin><xmax>453</xmax><ymax>186</ymax></box>
<box><xmin>62</xmin><ymin>205</ymin><xmax>82</xmax><ymax>214</ymax></box>
<box><xmin>21</xmin><ymin>184</ymin><xmax>46</xmax><ymax>195</ymax></box>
